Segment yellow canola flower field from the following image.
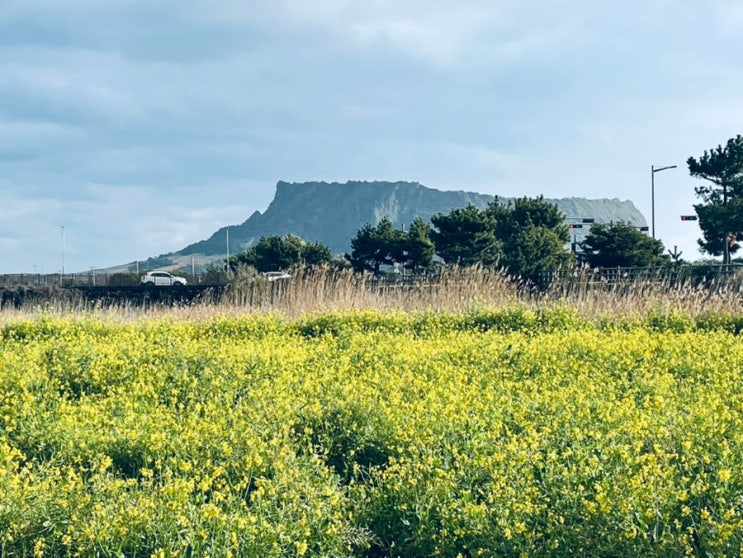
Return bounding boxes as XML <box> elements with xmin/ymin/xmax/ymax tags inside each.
<box><xmin>1</xmin><ymin>308</ymin><xmax>742</xmax><ymax>557</ymax></box>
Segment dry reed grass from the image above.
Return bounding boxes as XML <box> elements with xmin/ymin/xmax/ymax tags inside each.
<box><xmin>2</xmin><ymin>266</ymin><xmax>743</xmax><ymax>323</ymax></box>
<box><xmin>540</xmin><ymin>267</ymin><xmax>743</xmax><ymax>318</ymax></box>
<box><xmin>218</xmin><ymin>267</ymin><xmax>521</xmax><ymax>316</ymax></box>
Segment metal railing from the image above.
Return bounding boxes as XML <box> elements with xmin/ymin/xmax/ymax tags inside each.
<box><xmin>2</xmin><ymin>264</ymin><xmax>742</xmax><ymax>290</ymax></box>
<box><xmin>539</xmin><ymin>264</ymin><xmax>743</xmax><ymax>287</ymax></box>
<box><xmin>0</xmin><ymin>272</ymin><xmax>228</xmax><ymax>288</ymax></box>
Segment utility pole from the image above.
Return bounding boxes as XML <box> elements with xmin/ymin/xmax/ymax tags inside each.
<box><xmin>61</xmin><ymin>225</ymin><xmax>65</xmax><ymax>279</ymax></box>
<box><xmin>724</xmin><ymin>182</ymin><xmax>731</xmax><ymax>266</ymax></box>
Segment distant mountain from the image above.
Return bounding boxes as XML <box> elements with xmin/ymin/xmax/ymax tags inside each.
<box><xmin>132</xmin><ymin>181</ymin><xmax>648</xmax><ymax>271</ymax></box>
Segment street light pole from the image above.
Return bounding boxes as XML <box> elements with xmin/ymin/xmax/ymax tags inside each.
<box><xmin>61</xmin><ymin>225</ymin><xmax>65</xmax><ymax>278</ymax></box>
<box><xmin>651</xmin><ymin>164</ymin><xmax>677</xmax><ymax>239</ymax></box>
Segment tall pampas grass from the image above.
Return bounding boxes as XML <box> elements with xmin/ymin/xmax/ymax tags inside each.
<box><xmin>2</xmin><ymin>265</ymin><xmax>743</xmax><ymax>322</ymax></box>
<box><xmin>217</xmin><ymin>266</ymin><xmax>520</xmax><ymax>316</ymax></box>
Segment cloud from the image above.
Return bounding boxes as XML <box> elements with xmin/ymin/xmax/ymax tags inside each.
<box><xmin>0</xmin><ymin>181</ymin><xmax>257</xmax><ymax>272</ymax></box>
<box><xmin>190</xmin><ymin>0</ymin><xmax>585</xmax><ymax>67</ymax></box>
<box><xmin>0</xmin><ymin>0</ymin><xmax>740</xmax><ymax>272</ymax></box>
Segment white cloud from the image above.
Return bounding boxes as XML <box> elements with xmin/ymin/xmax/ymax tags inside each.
<box><xmin>193</xmin><ymin>0</ymin><xmax>574</xmax><ymax>67</ymax></box>
<box><xmin>436</xmin><ymin>142</ymin><xmax>522</xmax><ymax>175</ymax></box>
<box><xmin>0</xmin><ymin>0</ymin><xmax>740</xmax><ymax>272</ymax></box>
<box><xmin>0</xmin><ymin>182</ymin><xmax>258</xmax><ymax>272</ymax></box>
<box><xmin>0</xmin><ymin>47</ymin><xmax>173</xmax><ymax>126</ymax></box>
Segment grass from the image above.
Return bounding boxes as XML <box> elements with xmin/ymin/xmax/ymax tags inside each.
<box><xmin>3</xmin><ymin>270</ymin><xmax>743</xmax><ymax>556</ymax></box>
<box><xmin>3</xmin><ymin>266</ymin><xmax>743</xmax><ymax>322</ymax></box>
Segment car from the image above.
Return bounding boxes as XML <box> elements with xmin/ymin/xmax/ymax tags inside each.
<box><xmin>140</xmin><ymin>271</ymin><xmax>187</xmax><ymax>286</ymax></box>
<box><xmin>262</xmin><ymin>271</ymin><xmax>291</xmax><ymax>282</ymax></box>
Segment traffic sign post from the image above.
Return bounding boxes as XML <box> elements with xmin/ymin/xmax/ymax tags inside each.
<box><xmin>567</xmin><ymin>218</ymin><xmax>594</xmax><ymax>253</ymax></box>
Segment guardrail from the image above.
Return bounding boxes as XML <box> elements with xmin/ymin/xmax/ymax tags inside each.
<box><xmin>539</xmin><ymin>264</ymin><xmax>743</xmax><ymax>287</ymax></box>
<box><xmin>0</xmin><ymin>272</ymin><xmax>228</xmax><ymax>288</ymax></box>
<box><xmin>2</xmin><ymin>264</ymin><xmax>742</xmax><ymax>290</ymax></box>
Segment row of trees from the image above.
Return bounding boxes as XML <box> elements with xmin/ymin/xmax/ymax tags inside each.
<box><xmin>347</xmin><ymin>199</ymin><xmax>668</xmax><ymax>280</ymax></box>
<box><xmin>228</xmin><ymin>198</ymin><xmax>667</xmax><ymax>284</ymax></box>
<box><xmin>347</xmin><ymin>197</ymin><xmax>581</xmax><ymax>282</ymax></box>
<box><xmin>226</xmin><ymin>134</ymin><xmax>742</xmax><ymax>280</ymax></box>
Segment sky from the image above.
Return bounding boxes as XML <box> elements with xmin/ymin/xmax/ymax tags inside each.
<box><xmin>1</xmin><ymin>0</ymin><xmax>742</xmax><ymax>273</ymax></box>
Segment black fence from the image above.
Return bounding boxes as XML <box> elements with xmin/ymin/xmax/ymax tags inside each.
<box><xmin>2</xmin><ymin>264</ymin><xmax>742</xmax><ymax>291</ymax></box>
<box><xmin>0</xmin><ymin>271</ymin><xmax>227</xmax><ymax>288</ymax></box>
<box><xmin>538</xmin><ymin>264</ymin><xmax>743</xmax><ymax>288</ymax></box>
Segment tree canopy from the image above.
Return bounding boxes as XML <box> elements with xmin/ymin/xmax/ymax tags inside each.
<box><xmin>404</xmin><ymin>217</ymin><xmax>436</xmax><ymax>273</ymax></box>
<box><xmin>487</xmin><ymin>196</ymin><xmax>573</xmax><ymax>283</ymax></box>
<box><xmin>347</xmin><ymin>218</ymin><xmax>407</xmax><ymax>274</ymax></box>
<box><xmin>347</xmin><ymin>217</ymin><xmax>435</xmax><ymax>275</ymax></box>
<box><xmin>688</xmin><ymin>135</ymin><xmax>743</xmax><ymax>263</ymax></box>
<box><xmin>228</xmin><ymin>234</ymin><xmax>333</xmax><ymax>272</ymax></box>
<box><xmin>580</xmin><ymin>221</ymin><xmax>667</xmax><ymax>268</ymax></box>
<box><xmin>429</xmin><ymin>197</ymin><xmax>573</xmax><ymax>283</ymax></box>
<box><xmin>430</xmin><ymin>205</ymin><xmax>500</xmax><ymax>267</ymax></box>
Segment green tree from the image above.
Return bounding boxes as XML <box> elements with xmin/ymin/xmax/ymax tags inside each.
<box><xmin>228</xmin><ymin>235</ymin><xmax>332</xmax><ymax>272</ymax></box>
<box><xmin>430</xmin><ymin>205</ymin><xmax>500</xmax><ymax>266</ymax></box>
<box><xmin>429</xmin><ymin>197</ymin><xmax>572</xmax><ymax>282</ymax></box>
<box><xmin>580</xmin><ymin>221</ymin><xmax>667</xmax><ymax>268</ymax></box>
<box><xmin>687</xmin><ymin>135</ymin><xmax>743</xmax><ymax>264</ymax></box>
<box><xmin>487</xmin><ymin>196</ymin><xmax>573</xmax><ymax>283</ymax></box>
<box><xmin>301</xmin><ymin>241</ymin><xmax>334</xmax><ymax>267</ymax></box>
<box><xmin>404</xmin><ymin>218</ymin><xmax>435</xmax><ymax>273</ymax></box>
<box><xmin>490</xmin><ymin>195</ymin><xmax>567</xmax><ymax>232</ymax></box>
<box><xmin>503</xmin><ymin>227</ymin><xmax>573</xmax><ymax>285</ymax></box>
<box><xmin>347</xmin><ymin>218</ymin><xmax>407</xmax><ymax>274</ymax></box>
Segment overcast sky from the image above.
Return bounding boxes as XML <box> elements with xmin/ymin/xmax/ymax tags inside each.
<box><xmin>1</xmin><ymin>0</ymin><xmax>741</xmax><ymax>273</ymax></box>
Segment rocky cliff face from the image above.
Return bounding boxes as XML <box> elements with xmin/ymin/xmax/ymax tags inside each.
<box><xmin>176</xmin><ymin>180</ymin><xmax>647</xmax><ymax>261</ymax></box>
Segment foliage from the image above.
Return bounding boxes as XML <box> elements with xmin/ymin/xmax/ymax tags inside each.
<box><xmin>347</xmin><ymin>218</ymin><xmax>407</xmax><ymax>274</ymax></box>
<box><xmin>301</xmin><ymin>241</ymin><xmax>334</xmax><ymax>267</ymax></box>
<box><xmin>404</xmin><ymin>217</ymin><xmax>436</xmax><ymax>273</ymax></box>
<box><xmin>688</xmin><ymin>135</ymin><xmax>743</xmax><ymax>262</ymax></box>
<box><xmin>430</xmin><ymin>204</ymin><xmax>501</xmax><ymax>266</ymax></box>
<box><xmin>430</xmin><ymin>197</ymin><xmax>572</xmax><ymax>283</ymax></box>
<box><xmin>487</xmin><ymin>196</ymin><xmax>573</xmax><ymax>283</ymax></box>
<box><xmin>347</xmin><ymin>217</ymin><xmax>435</xmax><ymax>275</ymax></box>
<box><xmin>2</xmin><ymin>311</ymin><xmax>743</xmax><ymax>556</ymax></box>
<box><xmin>490</xmin><ymin>195</ymin><xmax>567</xmax><ymax>232</ymax></box>
<box><xmin>203</xmin><ymin>263</ymin><xmax>230</xmax><ymax>284</ymax></box>
<box><xmin>228</xmin><ymin>234</ymin><xmax>333</xmax><ymax>272</ymax></box>
<box><xmin>580</xmin><ymin>221</ymin><xmax>668</xmax><ymax>268</ymax></box>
